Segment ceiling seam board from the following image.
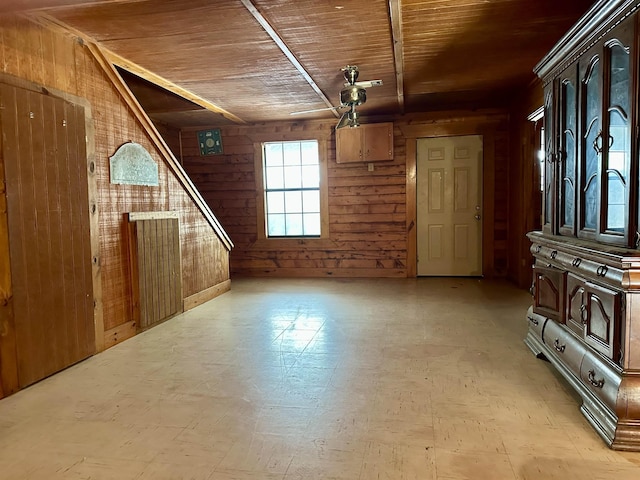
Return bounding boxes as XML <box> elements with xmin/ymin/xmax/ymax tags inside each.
<box><xmin>388</xmin><ymin>0</ymin><xmax>405</xmax><ymax>113</ymax></box>
<box><xmin>239</xmin><ymin>0</ymin><xmax>339</xmax><ymax>118</ymax></box>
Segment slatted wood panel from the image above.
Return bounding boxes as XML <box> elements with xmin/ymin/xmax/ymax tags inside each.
<box><xmin>0</xmin><ymin>83</ymin><xmax>95</xmax><ymax>388</ymax></box>
<box><xmin>129</xmin><ymin>215</ymin><xmax>182</xmax><ymax>330</ymax></box>
<box><xmin>0</xmin><ymin>17</ymin><xmax>230</xmax><ymax>357</ymax></box>
<box><xmin>181</xmin><ymin>114</ymin><xmax>510</xmax><ymax>278</ymax></box>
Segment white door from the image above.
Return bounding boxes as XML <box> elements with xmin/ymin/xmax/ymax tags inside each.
<box><xmin>416</xmin><ymin>135</ymin><xmax>483</xmax><ymax>276</ymax></box>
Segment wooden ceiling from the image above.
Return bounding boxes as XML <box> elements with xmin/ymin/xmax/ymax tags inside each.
<box><xmin>14</xmin><ymin>0</ymin><xmax>595</xmax><ymax>128</ymax></box>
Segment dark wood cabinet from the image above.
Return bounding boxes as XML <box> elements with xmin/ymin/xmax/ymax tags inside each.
<box><xmin>525</xmin><ymin>0</ymin><xmax>640</xmax><ymax>451</ymax></box>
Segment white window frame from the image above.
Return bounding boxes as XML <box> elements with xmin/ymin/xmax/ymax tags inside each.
<box><xmin>254</xmin><ymin>137</ymin><xmax>329</xmax><ymax>240</ymax></box>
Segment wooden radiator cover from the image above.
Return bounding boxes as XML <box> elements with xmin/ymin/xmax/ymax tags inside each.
<box><xmin>128</xmin><ymin>212</ymin><xmax>182</xmax><ymax>331</ymax></box>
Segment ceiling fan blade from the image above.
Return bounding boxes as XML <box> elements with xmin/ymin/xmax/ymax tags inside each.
<box><xmin>290</xmin><ymin>105</ymin><xmax>346</xmax><ymax>115</ymax></box>
<box><xmin>345</xmin><ymin>80</ymin><xmax>383</xmax><ymax>88</ymax></box>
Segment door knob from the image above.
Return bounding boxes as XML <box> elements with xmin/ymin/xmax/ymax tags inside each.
<box><xmin>474</xmin><ymin>214</ymin><xmax>481</xmax><ymax>220</ymax></box>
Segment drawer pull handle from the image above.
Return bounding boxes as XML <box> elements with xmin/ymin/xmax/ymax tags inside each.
<box><xmin>580</xmin><ymin>304</ymin><xmax>588</xmax><ymax>324</ymax></box>
<box><xmin>588</xmin><ymin>370</ymin><xmax>605</xmax><ymax>388</ymax></box>
<box><xmin>572</xmin><ymin>257</ymin><xmax>582</xmax><ymax>267</ymax></box>
<box><xmin>527</xmin><ymin>316</ymin><xmax>539</xmax><ymax>326</ymax></box>
<box><xmin>596</xmin><ymin>265</ymin><xmax>608</xmax><ymax>277</ymax></box>
<box><xmin>554</xmin><ymin>339</ymin><xmax>566</xmax><ymax>353</ymax></box>
<box><xmin>550</xmin><ymin>250</ymin><xmax>557</xmax><ymax>259</ymax></box>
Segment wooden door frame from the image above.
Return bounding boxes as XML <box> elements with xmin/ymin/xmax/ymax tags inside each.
<box><xmin>402</xmin><ymin>114</ymin><xmax>506</xmax><ymax>278</ymax></box>
<box><xmin>0</xmin><ymin>73</ymin><xmax>103</xmax><ymax>397</ymax></box>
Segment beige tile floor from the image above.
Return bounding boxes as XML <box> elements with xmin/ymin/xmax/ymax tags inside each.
<box><xmin>1</xmin><ymin>277</ymin><xmax>640</xmax><ymax>479</ymax></box>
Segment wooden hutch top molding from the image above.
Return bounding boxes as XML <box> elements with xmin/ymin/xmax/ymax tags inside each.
<box><xmin>534</xmin><ymin>0</ymin><xmax>640</xmax><ymax>81</ymax></box>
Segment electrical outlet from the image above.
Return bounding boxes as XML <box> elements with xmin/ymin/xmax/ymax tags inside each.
<box><xmin>368</xmin><ymin>163</ymin><xmax>374</xmax><ymax>172</ymax></box>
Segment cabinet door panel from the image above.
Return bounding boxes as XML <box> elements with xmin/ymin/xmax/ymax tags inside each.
<box><xmin>533</xmin><ymin>264</ymin><xmax>566</xmax><ymax>322</ymax></box>
<box><xmin>584</xmin><ymin>282</ymin><xmax>621</xmax><ymax>361</ymax></box>
<box><xmin>363</xmin><ymin>123</ymin><xmax>393</xmax><ymax>161</ymax></box>
<box><xmin>335</xmin><ymin>127</ymin><xmax>362</xmax><ymax>163</ymax></box>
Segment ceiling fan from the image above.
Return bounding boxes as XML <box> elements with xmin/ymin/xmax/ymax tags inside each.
<box><xmin>291</xmin><ymin>65</ymin><xmax>383</xmax><ymax>129</ymax></box>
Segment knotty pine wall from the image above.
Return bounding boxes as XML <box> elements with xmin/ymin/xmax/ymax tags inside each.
<box><xmin>0</xmin><ymin>17</ymin><xmax>230</xmax><ymax>350</ymax></box>
<box><xmin>180</xmin><ymin>113</ymin><xmax>511</xmax><ymax>278</ymax></box>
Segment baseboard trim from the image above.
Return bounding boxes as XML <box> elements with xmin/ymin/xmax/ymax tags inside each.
<box><xmin>183</xmin><ymin>279</ymin><xmax>231</xmax><ymax>311</ymax></box>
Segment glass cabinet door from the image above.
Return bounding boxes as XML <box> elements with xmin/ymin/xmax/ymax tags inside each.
<box><xmin>602</xmin><ymin>39</ymin><xmax>631</xmax><ymax>240</ymax></box>
<box><xmin>559</xmin><ymin>68</ymin><xmax>578</xmax><ymax>236</ymax></box>
<box><xmin>580</xmin><ymin>53</ymin><xmax>601</xmax><ymax>237</ymax></box>
<box><xmin>543</xmin><ymin>83</ymin><xmax>556</xmax><ymax>233</ymax></box>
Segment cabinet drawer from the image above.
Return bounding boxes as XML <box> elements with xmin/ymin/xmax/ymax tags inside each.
<box><xmin>580</xmin><ymin>350</ymin><xmax>622</xmax><ymax>412</ymax></box>
<box><xmin>526</xmin><ymin>307</ymin><xmax>547</xmax><ymax>339</ymax></box>
<box><xmin>543</xmin><ymin>320</ymin><xmax>585</xmax><ymax>378</ymax></box>
<box><xmin>533</xmin><ymin>263</ymin><xmax>566</xmax><ymax>322</ymax></box>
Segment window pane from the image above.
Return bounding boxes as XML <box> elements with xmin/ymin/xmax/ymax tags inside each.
<box><xmin>283</xmin><ymin>142</ymin><xmax>301</xmax><ymax>166</ymax></box>
<box><xmin>302</xmin><ymin>190</ymin><xmax>320</xmax><ymax>212</ymax></box>
<box><xmin>301</xmin><ymin>141</ymin><xmax>319</xmax><ymax>165</ymax></box>
<box><xmin>284</xmin><ymin>165</ymin><xmax>302</xmax><ymax>189</ymax></box>
<box><xmin>301</xmin><ymin>165</ymin><xmax>319</xmax><ymax>188</ymax></box>
<box><xmin>264</xmin><ymin>143</ymin><xmax>283</xmax><ymax>166</ymax></box>
<box><xmin>285</xmin><ymin>213</ymin><xmax>303</xmax><ymax>235</ymax></box>
<box><xmin>285</xmin><ymin>190</ymin><xmax>302</xmax><ymax>213</ymax></box>
<box><xmin>265</xmin><ymin>166</ymin><xmax>284</xmax><ymax>189</ymax></box>
<box><xmin>263</xmin><ymin>140</ymin><xmax>321</xmax><ymax>238</ymax></box>
<box><xmin>268</xmin><ymin>214</ymin><xmax>286</xmax><ymax>236</ymax></box>
<box><xmin>266</xmin><ymin>191</ymin><xmax>285</xmax><ymax>214</ymax></box>
<box><xmin>303</xmin><ymin>213</ymin><xmax>321</xmax><ymax>235</ymax></box>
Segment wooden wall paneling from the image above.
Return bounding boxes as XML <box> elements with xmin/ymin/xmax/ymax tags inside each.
<box><xmin>0</xmin><ymin>85</ymin><xmax>19</xmax><ymax>398</ymax></box>
<box><xmin>182</xmin><ymin>115</ymin><xmax>511</xmax><ymax>278</ymax></box>
<box><xmin>13</xmin><ymin>87</ymin><xmax>45</xmax><ymax>386</ymax></box>
<box><xmin>483</xmin><ymin>131</ymin><xmax>496</xmax><ymax>277</ymax></box>
<box><xmin>86</xmin><ymin>42</ymin><xmax>233</xmax><ymax>251</ymax></box>
<box><xmin>405</xmin><ymin>137</ymin><xmax>417</xmax><ymax>278</ymax></box>
<box><xmin>401</xmin><ymin>115</ymin><xmax>508</xmax><ymax>278</ymax></box>
<box><xmin>0</xmin><ymin>19</ymin><xmax>230</xmax><ymax>371</ymax></box>
<box><xmin>43</xmin><ymin>87</ymin><xmax>68</xmax><ymax>368</ymax></box>
<box><xmin>182</xmin><ymin>120</ymin><xmax>409</xmax><ymax>278</ymax></box>
<box><xmin>508</xmin><ymin>81</ymin><xmax>544</xmax><ymax>288</ymax></box>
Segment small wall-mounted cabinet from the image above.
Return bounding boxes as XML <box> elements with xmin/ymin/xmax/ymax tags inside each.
<box><xmin>335</xmin><ymin>122</ymin><xmax>393</xmax><ymax>163</ymax></box>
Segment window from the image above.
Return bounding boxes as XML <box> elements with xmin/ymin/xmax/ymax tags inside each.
<box><xmin>262</xmin><ymin>140</ymin><xmax>322</xmax><ymax>237</ymax></box>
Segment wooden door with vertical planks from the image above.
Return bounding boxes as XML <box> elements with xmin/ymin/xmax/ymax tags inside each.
<box><xmin>128</xmin><ymin>213</ymin><xmax>182</xmax><ymax>331</ymax></box>
<box><xmin>0</xmin><ymin>84</ymin><xmax>95</xmax><ymax>388</ymax></box>
<box><xmin>416</xmin><ymin>135</ymin><xmax>483</xmax><ymax>276</ymax></box>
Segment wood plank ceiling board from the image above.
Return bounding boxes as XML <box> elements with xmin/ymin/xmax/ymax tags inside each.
<box><xmin>26</xmin><ymin>0</ymin><xmax>596</xmax><ymax>126</ymax></box>
<box><xmin>400</xmin><ymin>0</ymin><xmax>597</xmax><ymax>110</ymax></box>
<box><xmin>249</xmin><ymin>0</ymin><xmax>398</xmax><ymax>116</ymax></box>
<box><xmin>40</xmin><ymin>0</ymin><xmax>331</xmax><ymax>123</ymax></box>
<box><xmin>0</xmin><ymin>0</ymin><xmax>119</xmax><ymax>12</ymax></box>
